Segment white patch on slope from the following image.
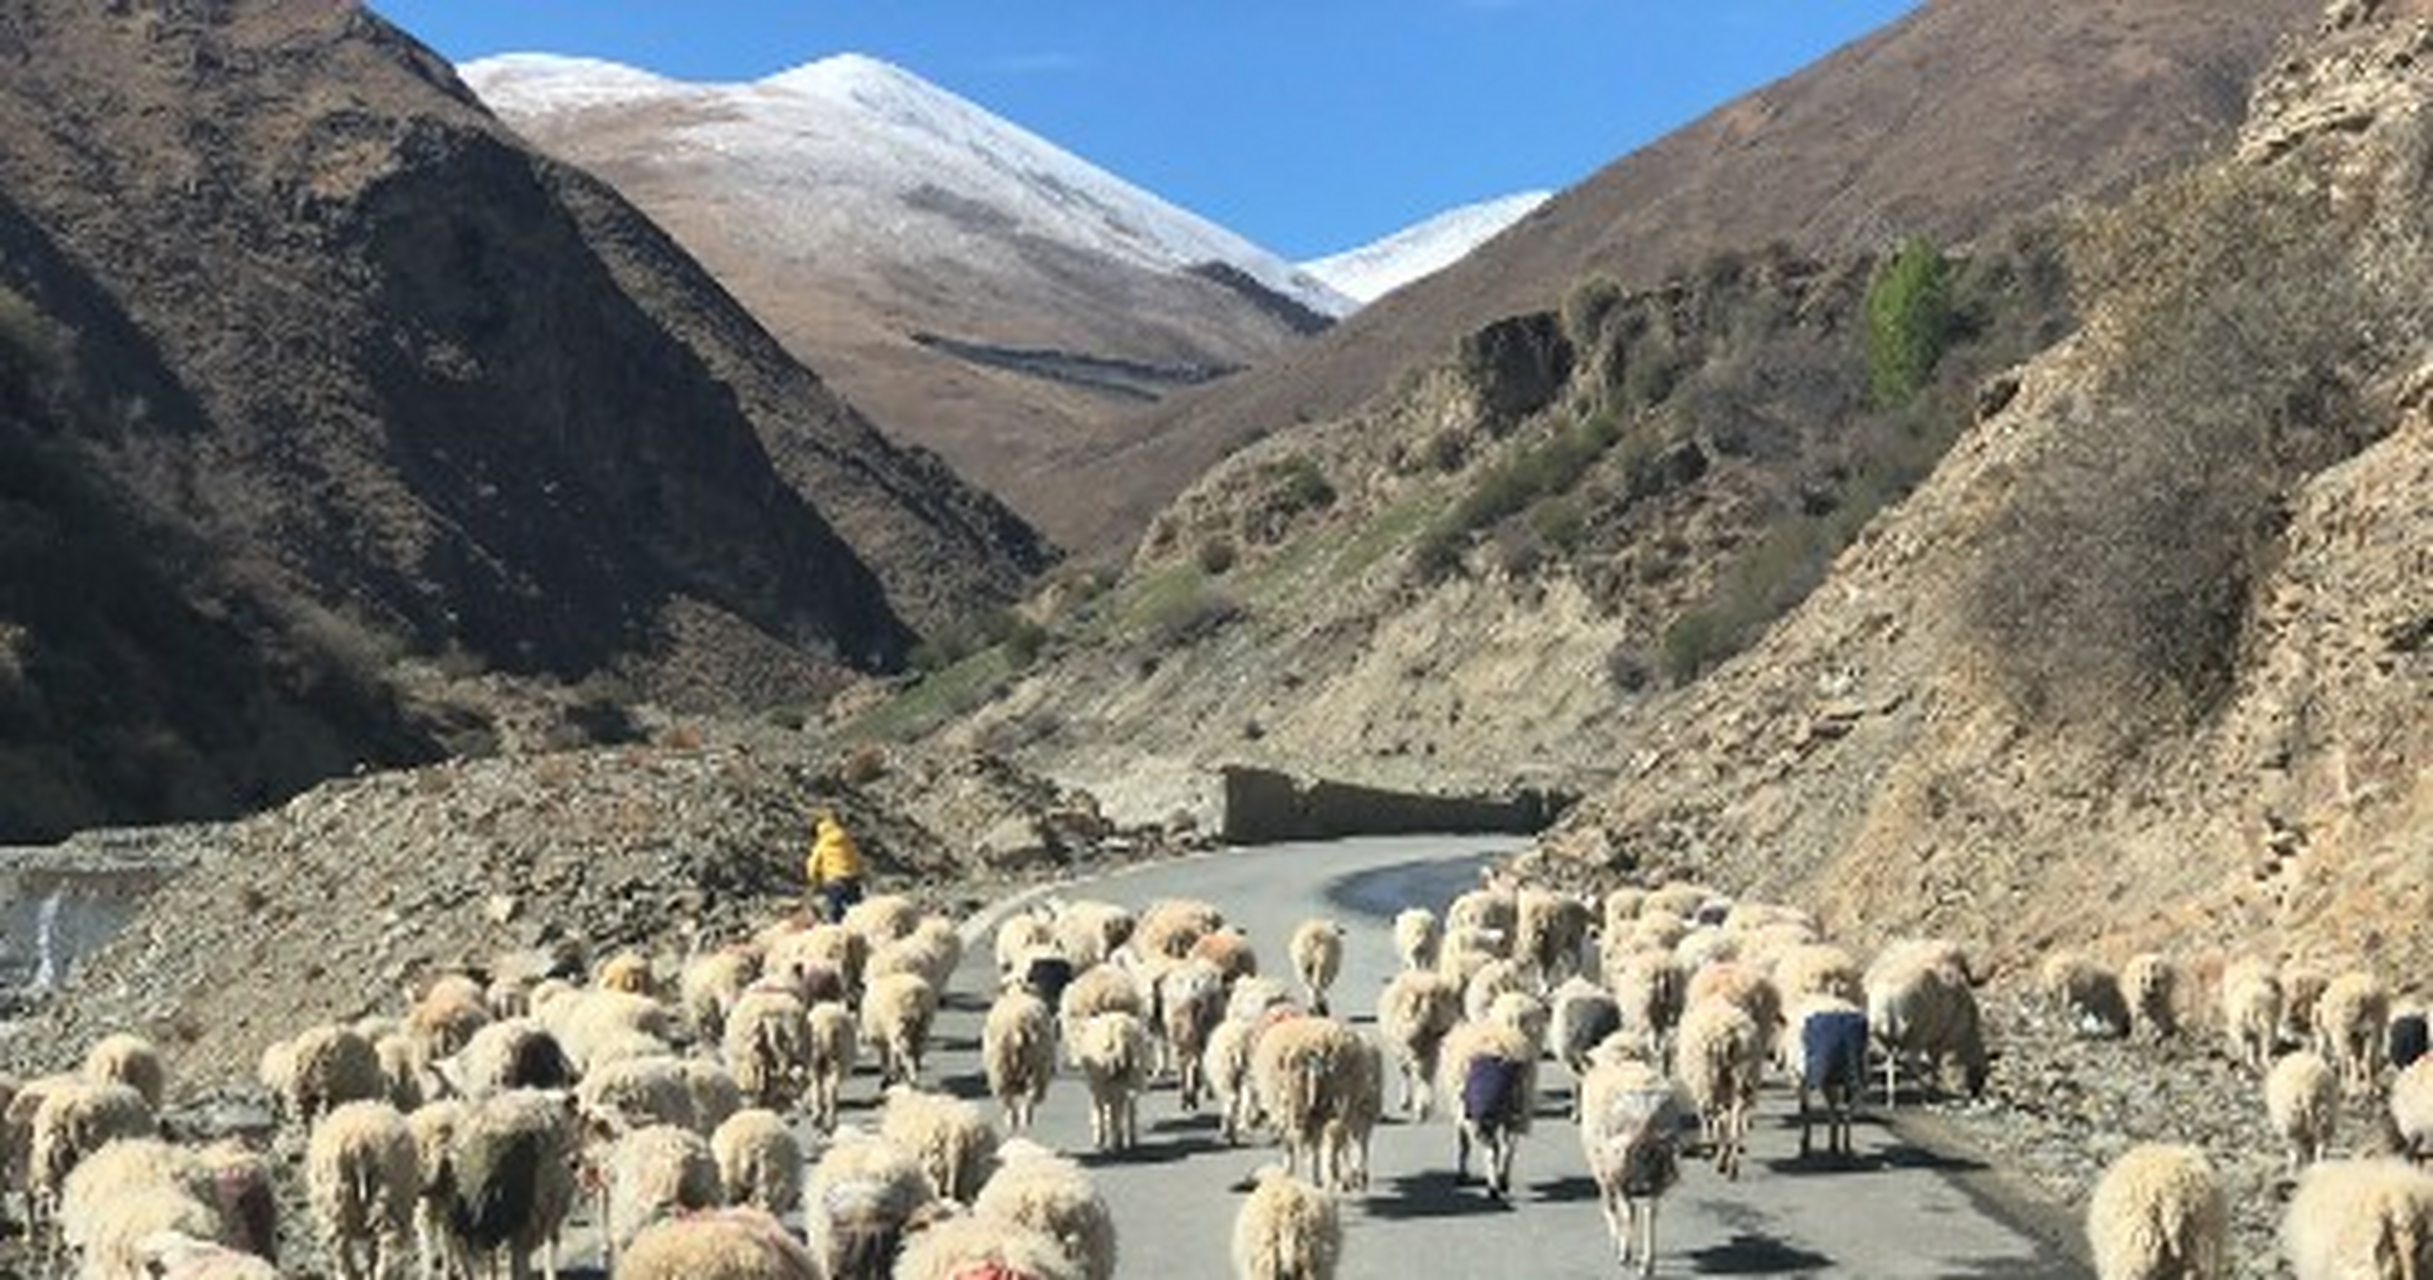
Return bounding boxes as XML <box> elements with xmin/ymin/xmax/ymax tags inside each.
<box><xmin>1301</xmin><ymin>191</ymin><xmax>1553</xmax><ymax>305</ymax></box>
<box><xmin>460</xmin><ymin>51</ymin><xmax>1354</xmax><ymax>318</ymax></box>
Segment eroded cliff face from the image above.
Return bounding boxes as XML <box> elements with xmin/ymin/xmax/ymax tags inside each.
<box><xmin>1538</xmin><ymin>9</ymin><xmax>2432</xmax><ymax>981</ymax></box>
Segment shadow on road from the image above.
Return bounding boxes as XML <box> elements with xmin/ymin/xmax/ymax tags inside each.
<box><xmin>1683</xmin><ymin>1233</ymin><xmax>1835</xmax><ymax>1274</ymax></box>
<box><xmin>1364</xmin><ymin>1169</ymin><xmax>1519</xmax><ymax>1219</ymax></box>
<box><xmin>1074</xmin><ymin>1134</ymin><xmax>1228</xmax><ymax>1168</ymax></box>
<box><xmin>1527</xmin><ymin>1173</ymin><xmax>1602</xmax><ymax>1204</ymax></box>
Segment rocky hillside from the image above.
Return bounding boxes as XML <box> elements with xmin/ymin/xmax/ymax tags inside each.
<box><xmin>1534</xmin><ymin>5</ymin><xmax>2432</xmax><ymax>983</ymax></box>
<box><xmin>463</xmin><ymin>53</ymin><xmax>1341</xmax><ymax>552</ymax></box>
<box><xmin>1062</xmin><ymin>0</ymin><xmax>2319</xmax><ymax>554</ymax></box>
<box><xmin>0</xmin><ymin>1</ymin><xmax>1047</xmax><ymax>838</ymax></box>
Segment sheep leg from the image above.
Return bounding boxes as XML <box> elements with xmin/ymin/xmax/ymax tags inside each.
<box><xmin>1797</xmin><ymin>1084</ymin><xmax>1814</xmax><ymax>1158</ymax></box>
<box><xmin>1637</xmin><ymin>1200</ymin><xmax>1658</xmax><ymax>1279</ymax></box>
<box><xmin>1600</xmin><ymin>1181</ymin><xmax>1630</xmax><ymax>1266</ymax></box>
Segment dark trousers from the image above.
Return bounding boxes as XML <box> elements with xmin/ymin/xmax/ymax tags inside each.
<box><xmin>818</xmin><ymin>876</ymin><xmax>864</xmax><ymax>923</ymax></box>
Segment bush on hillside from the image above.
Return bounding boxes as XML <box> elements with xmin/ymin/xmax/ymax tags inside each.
<box><xmin>1866</xmin><ymin>236</ymin><xmax>1951</xmax><ymax>409</ymax></box>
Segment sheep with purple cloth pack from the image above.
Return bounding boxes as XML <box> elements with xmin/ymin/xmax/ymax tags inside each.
<box><xmin>1790</xmin><ymin>998</ymin><xmax>1869</xmax><ymax>1159</ymax></box>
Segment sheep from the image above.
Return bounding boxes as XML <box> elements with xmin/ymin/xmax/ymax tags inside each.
<box><xmin>1675</xmin><ymin>997</ymin><xmax>1761</xmax><ymax>1180</ymax></box>
<box><xmin>534</xmin><ymin>989</ymin><xmax>677</xmax><ymax>1076</ymax></box>
<box><xmin>1599</xmin><ymin>886</ymin><xmax>1647</xmax><ymax>942</ymax></box>
<box><xmin>862</xmin><ymin>973</ymin><xmax>940</xmax><ymax>1088</ymax></box>
<box><xmin>595</xmin><ymin>951</ymin><xmax>658</xmax><ymax>998</ymax></box>
<box><xmin>56</xmin><ymin>1138</ymin><xmax>213</xmax><ymax>1280</ymax></box>
<box><xmin>1051</xmin><ymin>899</ymin><xmax>1135</xmax><ymax>971</ymax></box>
<box><xmin>2264</xmin><ymin>1050</ymin><xmax>2342</xmax><ymax>1176</ymax></box>
<box><xmin>1515</xmin><ymin>888</ymin><xmax>1593</xmax><ymax>990</ymax></box>
<box><xmin>444</xmin><ymin>1018</ymin><xmax>575</xmax><ymax>1102</ymax></box>
<box><xmin>680</xmin><ymin>1061</ymin><xmax>743</xmax><ymax>1138</ymax></box>
<box><xmin>894</xmin><ymin>1211</ymin><xmax>1085</xmax><ymax>1280</ymax></box>
<box><xmin>1628</xmin><ymin>912</ymin><xmax>1690</xmax><ymax>957</ymax></box>
<box><xmin>81</xmin><ymin>1032</ymin><xmax>166</xmax><ymax>1113</ymax></box>
<box><xmin>1866</xmin><ymin>944</ymin><xmax>1988</xmax><ymax>1105</ymax></box>
<box><xmin>679</xmin><ymin>946</ymin><xmax>761</xmax><ymax>1044</ymax></box>
<box><xmin>880</xmin><ymin>1086</ymin><xmax>999</xmax><ymax>1205</ymax></box>
<box><xmin>1392</xmin><ymin>907</ymin><xmax>1441</xmax><ymax>973</ymax></box>
<box><xmin>1461</xmin><ymin>957</ymin><xmax>1529</xmax><ymax>1026</ymax></box>
<box><xmin>1248</xmin><ymin>1015</ymin><xmax>1370</xmax><ymax>1190</ymax></box>
<box><xmin>1189</xmin><ymin>926</ymin><xmax>1261</xmax><ymax>984</ymax></box>
<box><xmin>576</xmin><ymin>1055</ymin><xmax>700</xmax><ymax>1141</ymax></box>
<box><xmin>1435</xmin><ymin>925</ymin><xmax>1506</xmax><ymax>991</ymax></box>
<box><xmin>409</xmin><ymin>981</ymin><xmax>495</xmax><ymax>1071</ymax></box>
<box><xmin>2391</xmin><ymin>1056</ymin><xmax>2433</xmax><ymax>1166</ymax></box>
<box><xmin>1787</xmin><ymin>996</ymin><xmax>1869</xmax><ymax>1160</ymax></box>
<box><xmin>995</xmin><ymin>909</ymin><xmax>1058</xmax><ymax>979</ymax></box>
<box><xmin>1154</xmin><ymin>959</ymin><xmax>1228</xmax><ymax>1113</ymax></box>
<box><xmin>1134</xmin><ymin>898</ymin><xmax>1226</xmax><ymax>962</ymax></box>
<box><xmin>984</xmin><ymin>988</ymin><xmax>1057</xmax><ymax>1132</ymax></box>
<box><xmin>1577</xmin><ymin>1057</ymin><xmax>1691</xmax><ymax>1277</ymax></box>
<box><xmin>722</xmin><ymin>988</ymin><xmax>811</xmax><ymax>1112</ymax></box>
<box><xmin>307</xmin><ymin>1099</ymin><xmax>420</xmax><ymax>1280</ymax></box>
<box><xmin>30</xmin><ymin>1079</ymin><xmax>155</xmax><ymax>1246</ymax></box>
<box><xmin>2316</xmin><ymin>970</ymin><xmax>2394</xmax><ymax>1096</ymax></box>
<box><xmin>1056</xmin><ymin>964</ymin><xmax>1146</xmax><ymax>1058</ymax></box>
<box><xmin>1606</xmin><ymin>947</ymin><xmax>1687</xmax><ymax>1063</ymax></box>
<box><xmin>804</xmin><ymin>1126</ymin><xmax>937</xmax><ymax>1280</ymax></box>
<box><xmin>1226</xmin><ymin>975</ymin><xmax>1295</xmax><ymax>1025</ymax></box>
<box><xmin>1378</xmin><ymin>969</ymin><xmax>1463</xmax><ymax>1119</ymax></box>
<box><xmin>280</xmin><ymin>1023</ymin><xmax>388</xmax><ymax>1128</ymax></box>
<box><xmin>133</xmin><ymin>1231</ymin><xmax>283</xmax><ymax>1280</ymax></box>
<box><xmin>766</xmin><ymin>924</ymin><xmax>867</xmax><ymax>1003</ymax></box>
<box><xmin>1439</xmin><ymin>1020</ymin><xmax>1538</xmax><ymax>1199</ymax></box>
<box><xmin>1643</xmin><ymin>882</ymin><xmax>1716</xmax><ymax>923</ymax></box>
<box><xmin>867</xmin><ymin>930</ymin><xmax>959</xmax><ymax>996</ymax></box>
<box><xmin>805</xmin><ymin>1001</ymin><xmax>859</xmax><ymax>1133</ymax></box>
<box><xmin>605</xmin><ymin>1124</ymin><xmax>722</xmax><ymax>1264</ymax></box>
<box><xmin>2282</xmin><ymin>959</ymin><xmax>2335</xmax><ymax>1048</ymax></box>
<box><xmin>1673</xmin><ymin>927</ymin><xmax>1740</xmax><ymax>977</ymax></box>
<box><xmin>1444</xmin><ymin>884</ymin><xmax>1517</xmax><ymax>943</ymax></box>
<box><xmin>2393</xmin><ymin>1011</ymin><xmax>2430</xmax><ymax>1074</ymax></box>
<box><xmin>2085</xmin><ymin>1143</ymin><xmax>2228</xmax><ymax>1280</ymax></box>
<box><xmin>1230</xmin><ymin>1165</ymin><xmax>1341</xmax><ymax>1280</ymax></box>
<box><xmin>972</xmin><ymin>1139</ymin><xmax>1117</xmax><ymax>1280</ymax></box>
<box><xmin>711</xmin><ymin>1108</ymin><xmax>804</xmax><ymax>1219</ymax></box>
<box><xmin>613</xmin><ymin>1206</ymin><xmax>820</xmax><ymax>1280</ymax></box>
<box><xmin>1768</xmin><ymin>942</ymin><xmax>1865</xmax><ymax>1007</ymax></box>
<box><xmin>2221</xmin><ymin>959</ymin><xmax>2284</xmax><ymax>1074</ymax></box>
<box><xmin>2121</xmin><ymin>953</ymin><xmax>2180</xmax><ymax>1040</ymax></box>
<box><xmin>436</xmin><ymin>1089</ymin><xmax>580</xmax><ymax>1280</ymax></box>
<box><xmin>1205</xmin><ymin>1016</ymin><xmax>1261</xmax><ymax>1144</ymax></box>
<box><xmin>2041</xmin><ymin>952</ymin><xmax>2132</xmax><ymax>1039</ymax></box>
<box><xmin>841</xmin><ymin>893</ymin><xmax>922</xmax><ymax>950</ymax></box>
<box><xmin>1683</xmin><ymin>960</ymin><xmax>1783</xmax><ymax>1067</ymax></box>
<box><xmin>404</xmin><ymin>1098</ymin><xmax>463</xmax><ymax>1280</ymax></box>
<box><xmin>1073</xmin><ymin>1010</ymin><xmax>1152</xmax><ymax>1153</ymax></box>
<box><xmin>2281</xmin><ymin>1158</ymin><xmax>2433</xmax><ymax>1279</ymax></box>
<box><xmin>171</xmin><ymin>1139</ymin><xmax>278</xmax><ymax>1269</ymax></box>
<box><xmin>1287</xmin><ymin>918</ymin><xmax>1346</xmax><ymax>1016</ymax></box>
<box><xmin>1485</xmin><ymin>989</ymin><xmax>1552</xmax><ymax>1058</ymax></box>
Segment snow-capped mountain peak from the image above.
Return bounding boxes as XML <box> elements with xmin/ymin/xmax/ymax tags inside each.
<box><xmin>1302</xmin><ymin>192</ymin><xmax>1553</xmax><ymax>305</ymax></box>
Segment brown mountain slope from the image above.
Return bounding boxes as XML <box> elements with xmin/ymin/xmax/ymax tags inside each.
<box><xmin>0</xmin><ymin>0</ymin><xmax>1044</xmax><ymax>837</ymax></box>
<box><xmin>1062</xmin><ymin>0</ymin><xmax>2318</xmax><ymax>554</ymax></box>
<box><xmin>1535</xmin><ymin>9</ymin><xmax>2431</xmax><ymax>982</ymax></box>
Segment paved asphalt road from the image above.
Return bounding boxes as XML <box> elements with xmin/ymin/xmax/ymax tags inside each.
<box><xmin>887</xmin><ymin>834</ymin><xmax>2092</xmax><ymax>1280</ymax></box>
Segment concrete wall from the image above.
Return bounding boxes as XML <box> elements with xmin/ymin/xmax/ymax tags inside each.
<box><xmin>1216</xmin><ymin>765</ymin><xmax>1571</xmax><ymax>845</ymax></box>
<box><xmin>0</xmin><ymin>828</ymin><xmax>197</xmax><ymax>1000</ymax></box>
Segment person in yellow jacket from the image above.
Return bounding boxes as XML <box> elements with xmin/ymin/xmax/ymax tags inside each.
<box><xmin>807</xmin><ymin>809</ymin><xmax>866</xmax><ymax>923</ymax></box>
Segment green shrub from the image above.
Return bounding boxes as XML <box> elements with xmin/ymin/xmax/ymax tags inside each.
<box><xmin>1866</xmin><ymin>237</ymin><xmax>1950</xmax><ymax>409</ymax></box>
<box><xmin>1197</xmin><ymin>536</ymin><xmax>1238</xmax><ymax>575</ymax></box>
<box><xmin>1562</xmin><ymin>274</ymin><xmax>1625</xmax><ymax>347</ymax></box>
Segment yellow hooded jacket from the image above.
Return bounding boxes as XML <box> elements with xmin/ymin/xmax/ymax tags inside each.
<box><xmin>807</xmin><ymin>815</ymin><xmax>863</xmax><ymax>886</ymax></box>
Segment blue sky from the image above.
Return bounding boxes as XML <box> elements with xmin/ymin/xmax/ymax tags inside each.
<box><xmin>371</xmin><ymin>2</ymin><xmax>1920</xmax><ymax>260</ymax></box>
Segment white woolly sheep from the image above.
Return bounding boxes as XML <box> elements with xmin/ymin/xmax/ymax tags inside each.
<box><xmin>1155</xmin><ymin>959</ymin><xmax>1229</xmax><ymax>1113</ymax></box>
<box><xmin>723</xmin><ymin>988</ymin><xmax>811</xmax><ymax>1112</ymax></box>
<box><xmin>805</xmin><ymin>1126</ymin><xmax>938</xmax><ymax>1280</ymax></box>
<box><xmin>1629</xmin><ymin>911</ymin><xmax>1691</xmax><ymax>957</ymax></box>
<box><xmin>1683</xmin><ymin>960</ymin><xmax>1783</xmax><ymax>1069</ymax></box>
<box><xmin>1231</xmin><ymin>1164</ymin><xmax>1341</xmax><ymax>1280</ymax></box>
<box><xmin>307</xmin><ymin>1100</ymin><xmax>419</xmax><ymax>1280</ymax></box>
<box><xmin>1393</xmin><ymin>906</ymin><xmax>1441</xmax><ymax>973</ymax></box>
<box><xmin>1205</xmin><ymin>1016</ymin><xmax>1260</xmax><ymax>1144</ymax></box>
<box><xmin>1051</xmin><ymin>899</ymin><xmax>1135</xmax><ymax>971</ymax></box>
<box><xmin>534</xmin><ymin>988</ymin><xmax>677</xmax><ymax>1076</ymax></box>
<box><xmin>711</xmin><ymin>1107</ymin><xmax>804</xmax><ymax>1219</ymax></box>
<box><xmin>984</xmin><ymin>988</ymin><xmax>1058</xmax><ymax>1132</ymax></box>
<box><xmin>577</xmin><ymin>1055</ymin><xmax>700</xmax><ymax>1143</ymax></box>
<box><xmin>1676</xmin><ymin>997</ymin><xmax>1762</xmax><ymax>1180</ymax></box>
<box><xmin>615</xmin><ymin>1205</ymin><xmax>820</xmax><ymax>1280</ymax></box>
<box><xmin>841</xmin><ymin>893</ymin><xmax>922</xmax><ymax>950</ymax></box>
<box><xmin>1462</xmin><ymin>957</ymin><xmax>1529</xmax><ymax>1026</ymax></box>
<box><xmin>1769</xmin><ymin>942</ymin><xmax>1865</xmax><ymax>1007</ymax></box>
<box><xmin>435</xmin><ymin>1089</ymin><xmax>580</xmax><ymax>1280</ymax></box>
<box><xmin>1866</xmin><ymin>944</ymin><xmax>1988</xmax><ymax>1105</ymax></box>
<box><xmin>606</xmin><ymin>1123</ymin><xmax>722</xmax><ymax>1263</ymax></box>
<box><xmin>133</xmin><ymin>1230</ymin><xmax>282</xmax><ymax>1280</ymax></box>
<box><xmin>1190</xmin><ymin>926</ymin><xmax>1261</xmax><ymax>984</ymax></box>
<box><xmin>1672</xmin><ymin>927</ymin><xmax>1740</xmax><ymax>977</ymax></box>
<box><xmin>1134</xmin><ymin>898</ymin><xmax>1226</xmax><ymax>963</ymax></box>
<box><xmin>1444</xmin><ymin>884</ymin><xmax>1517</xmax><ymax>943</ymax></box>
<box><xmin>1225</xmin><ymin>975</ymin><xmax>1295</xmax><ymax>1026</ymax></box>
<box><xmin>1435</xmin><ymin>925</ymin><xmax>1507</xmax><ymax>992</ymax></box>
<box><xmin>2390</xmin><ymin>1056</ymin><xmax>2433</xmax><ymax>1165</ymax></box>
<box><xmin>1057</xmin><ymin>964</ymin><xmax>1146</xmax><ymax>1057</ymax></box>
<box><xmin>55</xmin><ymin>1138</ymin><xmax>210</xmax><ymax>1280</ymax></box>
<box><xmin>1249</xmin><ymin>1015</ymin><xmax>1371</xmax><ymax>1190</ymax></box>
<box><xmin>2121</xmin><ymin>953</ymin><xmax>2180</xmax><ymax>1040</ymax></box>
<box><xmin>2316</xmin><ymin>969</ymin><xmax>2393</xmax><ymax>1096</ymax></box>
<box><xmin>881</xmin><ymin>1086</ymin><xmax>1000</xmax><ymax>1205</ymax></box>
<box><xmin>995</xmin><ymin>909</ymin><xmax>1058</xmax><ymax>979</ymax></box>
<box><xmin>2220</xmin><ymin>959</ymin><xmax>2284</xmax><ymax>1074</ymax></box>
<box><xmin>408</xmin><ymin>980</ymin><xmax>494</xmax><ymax>1071</ymax></box>
<box><xmin>805</xmin><ymin>1001</ymin><xmax>859</xmax><ymax>1133</ymax></box>
<box><xmin>894</xmin><ymin>1211</ymin><xmax>1084</xmax><ymax>1280</ymax></box>
<box><xmin>444</xmin><ymin>1017</ymin><xmax>575</xmax><ymax>1101</ymax></box>
<box><xmin>1485</xmin><ymin>989</ymin><xmax>1552</xmax><ymax>1058</ymax></box>
<box><xmin>972</xmin><ymin>1138</ymin><xmax>1117</xmax><ymax>1280</ymax></box>
<box><xmin>2281</xmin><ymin>959</ymin><xmax>2335</xmax><ymax>1049</ymax></box>
<box><xmin>679</xmin><ymin>945</ymin><xmax>762</xmax><ymax>1044</ymax></box>
<box><xmin>1287</xmin><ymin>918</ymin><xmax>1346</xmax><ymax>1017</ymax></box>
<box><xmin>766</xmin><ymin>924</ymin><xmax>868</xmax><ymax>1003</ymax></box>
<box><xmin>1515</xmin><ymin>888</ymin><xmax>1593</xmax><ymax>991</ymax></box>
<box><xmin>1787</xmin><ymin>996</ymin><xmax>1869</xmax><ymax>1160</ymax></box>
<box><xmin>867</xmin><ymin>929</ymin><xmax>960</xmax><ymax>996</ymax></box>
<box><xmin>862</xmin><ymin>972</ymin><xmax>940</xmax><ymax>1088</ymax></box>
<box><xmin>2085</xmin><ymin>1143</ymin><xmax>2227</xmax><ymax>1280</ymax></box>
<box><xmin>1577</xmin><ymin>1057</ymin><xmax>1692</xmax><ymax>1277</ymax></box>
<box><xmin>404</xmin><ymin>1098</ymin><xmax>462</xmax><ymax>1280</ymax></box>
<box><xmin>2268</xmin><ymin>1050</ymin><xmax>2340</xmax><ymax>1175</ymax></box>
<box><xmin>1073</xmin><ymin>1010</ymin><xmax>1153</xmax><ymax>1153</ymax></box>
<box><xmin>1642</xmin><ymin>882</ymin><xmax>1716</xmax><ymax>923</ymax></box>
<box><xmin>278</xmin><ymin>1024</ymin><xmax>387</xmax><ymax>1128</ymax></box>
<box><xmin>1605</xmin><ymin>947</ymin><xmax>1688</xmax><ymax>1063</ymax></box>
<box><xmin>1439</xmin><ymin>1019</ymin><xmax>1538</xmax><ymax>1199</ymax></box>
<box><xmin>1378</xmin><ymin>969</ymin><xmax>1464</xmax><ymax>1120</ymax></box>
<box><xmin>81</xmin><ymin>1033</ymin><xmax>166</xmax><ymax>1114</ymax></box>
<box><xmin>31</xmin><ymin>1079</ymin><xmax>156</xmax><ymax>1246</ymax></box>
<box><xmin>2041</xmin><ymin>952</ymin><xmax>2132</xmax><ymax>1039</ymax></box>
<box><xmin>595</xmin><ymin>950</ymin><xmax>658</xmax><ymax>998</ymax></box>
<box><xmin>1600</xmin><ymin>886</ymin><xmax>1647</xmax><ymax>943</ymax></box>
<box><xmin>2281</xmin><ymin>1158</ymin><xmax>2433</xmax><ymax>1279</ymax></box>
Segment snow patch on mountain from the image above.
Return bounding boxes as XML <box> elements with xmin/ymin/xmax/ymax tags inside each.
<box><xmin>1301</xmin><ymin>192</ymin><xmax>1552</xmax><ymax>305</ymax></box>
<box><xmin>460</xmin><ymin>52</ymin><xmax>1354</xmax><ymax>318</ymax></box>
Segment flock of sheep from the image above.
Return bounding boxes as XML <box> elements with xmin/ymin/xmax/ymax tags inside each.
<box><xmin>0</xmin><ymin>857</ymin><xmax>2427</xmax><ymax>1279</ymax></box>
